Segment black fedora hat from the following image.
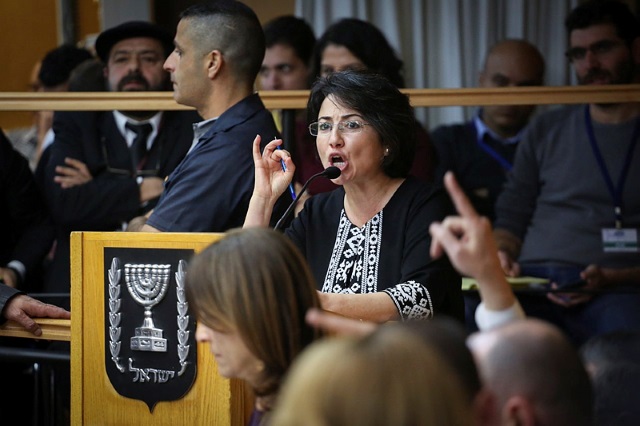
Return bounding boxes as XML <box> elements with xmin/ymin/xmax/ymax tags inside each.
<box><xmin>95</xmin><ymin>21</ymin><xmax>174</xmax><ymax>63</ymax></box>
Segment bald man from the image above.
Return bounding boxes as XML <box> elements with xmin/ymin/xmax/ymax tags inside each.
<box><xmin>430</xmin><ymin>39</ymin><xmax>545</xmax><ymax>333</ymax></box>
<box><xmin>430</xmin><ymin>39</ymin><xmax>545</xmax><ymax>222</ymax></box>
<box><xmin>467</xmin><ymin>319</ymin><xmax>594</xmax><ymax>426</ymax></box>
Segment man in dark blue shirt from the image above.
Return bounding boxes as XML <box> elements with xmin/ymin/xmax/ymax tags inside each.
<box><xmin>138</xmin><ymin>1</ymin><xmax>289</xmax><ymax>232</ymax></box>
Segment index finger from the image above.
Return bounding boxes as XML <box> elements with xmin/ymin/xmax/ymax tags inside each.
<box><xmin>444</xmin><ymin>171</ymin><xmax>478</xmax><ymax>218</ymax></box>
<box><xmin>252</xmin><ymin>134</ymin><xmax>263</xmax><ymax>162</ymax></box>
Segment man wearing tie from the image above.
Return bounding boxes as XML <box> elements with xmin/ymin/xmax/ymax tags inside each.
<box><xmin>41</xmin><ymin>21</ymin><xmax>200</xmax><ymax>295</ymax></box>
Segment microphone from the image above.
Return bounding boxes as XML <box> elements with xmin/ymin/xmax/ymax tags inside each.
<box><xmin>273</xmin><ymin>166</ymin><xmax>341</xmax><ymax>231</ymax></box>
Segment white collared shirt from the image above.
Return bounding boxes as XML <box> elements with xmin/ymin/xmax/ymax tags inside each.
<box><xmin>473</xmin><ymin>111</ymin><xmax>523</xmax><ymax>146</ymax></box>
<box><xmin>113</xmin><ymin>110</ymin><xmax>163</xmax><ymax>150</ymax></box>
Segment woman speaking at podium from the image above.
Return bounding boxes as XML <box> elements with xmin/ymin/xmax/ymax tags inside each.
<box><xmin>244</xmin><ymin>70</ymin><xmax>463</xmax><ymax>324</ymax></box>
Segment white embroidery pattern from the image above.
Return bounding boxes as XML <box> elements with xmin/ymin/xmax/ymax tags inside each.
<box><xmin>322</xmin><ymin>210</ymin><xmax>381</xmax><ymax>294</ymax></box>
<box><xmin>383</xmin><ymin>281</ymin><xmax>433</xmax><ymax>320</ymax></box>
<box><xmin>322</xmin><ymin>209</ymin><xmax>433</xmax><ymax>321</ymax></box>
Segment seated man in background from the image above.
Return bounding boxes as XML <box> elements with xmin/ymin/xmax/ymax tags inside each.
<box><xmin>260</xmin><ymin>15</ymin><xmax>315</xmax><ymax>93</ymax></box>
<box><xmin>0</xmin><ymin>129</ymin><xmax>53</xmax><ymax>292</ymax></box>
<box><xmin>42</xmin><ymin>21</ymin><xmax>198</xmax><ymax>296</ymax></box>
<box><xmin>259</xmin><ymin>15</ymin><xmax>325</xmax><ymax>197</ymax></box>
<box><xmin>430</xmin><ymin>39</ymin><xmax>545</xmax><ymax>222</ymax></box>
<box><xmin>429</xmin><ymin>39</ymin><xmax>545</xmax><ymax>332</ymax></box>
<box><xmin>36</xmin><ymin>56</ymin><xmax>108</xmax><ymax>163</ymax></box>
<box><xmin>493</xmin><ymin>0</ymin><xmax>640</xmax><ymax>346</ymax></box>
<box><xmin>7</xmin><ymin>44</ymin><xmax>94</xmax><ymax>170</ymax></box>
<box><xmin>6</xmin><ymin>61</ymin><xmax>43</xmax><ymax>169</ymax></box>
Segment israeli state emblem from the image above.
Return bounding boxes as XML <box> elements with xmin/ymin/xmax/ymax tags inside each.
<box><xmin>104</xmin><ymin>248</ymin><xmax>197</xmax><ymax>412</ymax></box>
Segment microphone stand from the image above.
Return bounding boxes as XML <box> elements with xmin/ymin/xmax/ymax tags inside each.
<box><xmin>274</xmin><ymin>167</ymin><xmax>340</xmax><ymax>230</ymax></box>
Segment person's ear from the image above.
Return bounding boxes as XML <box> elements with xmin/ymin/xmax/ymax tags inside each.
<box><xmin>502</xmin><ymin>395</ymin><xmax>536</xmax><ymax>426</ymax></box>
<box><xmin>206</xmin><ymin>50</ymin><xmax>223</xmax><ymax>80</ymax></box>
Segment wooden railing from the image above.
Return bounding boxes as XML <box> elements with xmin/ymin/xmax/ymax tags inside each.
<box><xmin>0</xmin><ymin>84</ymin><xmax>638</xmax><ymax>342</ymax></box>
<box><xmin>0</xmin><ymin>84</ymin><xmax>638</xmax><ymax>111</ymax></box>
<box><xmin>0</xmin><ymin>318</ymin><xmax>70</xmax><ymax>341</ymax></box>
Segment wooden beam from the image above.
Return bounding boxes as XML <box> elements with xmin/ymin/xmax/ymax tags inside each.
<box><xmin>0</xmin><ymin>84</ymin><xmax>637</xmax><ymax>111</ymax></box>
<box><xmin>0</xmin><ymin>318</ymin><xmax>71</xmax><ymax>341</ymax></box>
<box><xmin>403</xmin><ymin>84</ymin><xmax>640</xmax><ymax>107</ymax></box>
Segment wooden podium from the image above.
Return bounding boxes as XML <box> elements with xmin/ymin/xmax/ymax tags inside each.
<box><xmin>70</xmin><ymin>231</ymin><xmax>253</xmax><ymax>426</ymax></box>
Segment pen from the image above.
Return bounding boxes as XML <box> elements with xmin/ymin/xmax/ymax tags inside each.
<box><xmin>275</xmin><ymin>141</ymin><xmax>297</xmax><ymax>200</ymax></box>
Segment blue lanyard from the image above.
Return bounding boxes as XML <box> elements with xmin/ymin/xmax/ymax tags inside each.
<box><xmin>474</xmin><ymin>125</ymin><xmax>514</xmax><ymax>171</ymax></box>
<box><xmin>584</xmin><ymin>106</ymin><xmax>640</xmax><ymax>228</ymax></box>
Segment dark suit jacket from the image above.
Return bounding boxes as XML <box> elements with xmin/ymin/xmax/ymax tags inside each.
<box><xmin>41</xmin><ymin>109</ymin><xmax>200</xmax><ymax>293</ymax></box>
<box><xmin>0</xmin><ymin>129</ymin><xmax>53</xmax><ymax>292</ymax></box>
<box><xmin>0</xmin><ymin>283</ymin><xmax>22</xmax><ymax>323</ymax></box>
<box><xmin>430</xmin><ymin>121</ymin><xmax>517</xmax><ymax>222</ymax></box>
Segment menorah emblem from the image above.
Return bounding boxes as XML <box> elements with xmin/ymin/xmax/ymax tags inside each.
<box><xmin>125</xmin><ymin>263</ymin><xmax>171</xmax><ymax>352</ymax></box>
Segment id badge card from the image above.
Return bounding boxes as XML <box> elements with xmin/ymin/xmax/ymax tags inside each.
<box><xmin>602</xmin><ymin>228</ymin><xmax>639</xmax><ymax>252</ymax></box>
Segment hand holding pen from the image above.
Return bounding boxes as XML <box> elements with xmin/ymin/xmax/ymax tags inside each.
<box><xmin>275</xmin><ymin>139</ymin><xmax>297</xmax><ymax>200</ymax></box>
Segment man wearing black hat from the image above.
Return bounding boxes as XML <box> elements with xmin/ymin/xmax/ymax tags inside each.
<box><xmin>40</xmin><ymin>20</ymin><xmax>200</xmax><ymax>295</ymax></box>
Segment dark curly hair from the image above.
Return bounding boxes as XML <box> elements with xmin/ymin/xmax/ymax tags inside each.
<box><xmin>312</xmin><ymin>18</ymin><xmax>405</xmax><ymax>88</ymax></box>
<box><xmin>565</xmin><ymin>0</ymin><xmax>640</xmax><ymax>45</ymax></box>
<box><xmin>264</xmin><ymin>15</ymin><xmax>316</xmax><ymax>67</ymax></box>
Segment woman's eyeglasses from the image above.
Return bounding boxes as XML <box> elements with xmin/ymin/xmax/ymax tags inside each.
<box><xmin>309</xmin><ymin>120</ymin><xmax>370</xmax><ymax>137</ymax></box>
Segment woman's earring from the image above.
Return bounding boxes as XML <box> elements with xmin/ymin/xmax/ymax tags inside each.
<box><xmin>384</xmin><ymin>147</ymin><xmax>390</xmax><ymax>156</ymax></box>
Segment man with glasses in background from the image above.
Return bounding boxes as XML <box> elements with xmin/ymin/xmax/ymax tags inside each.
<box><xmin>41</xmin><ymin>21</ymin><xmax>199</xmax><ymax>296</ymax></box>
<box><xmin>493</xmin><ymin>0</ymin><xmax>640</xmax><ymax>346</ymax></box>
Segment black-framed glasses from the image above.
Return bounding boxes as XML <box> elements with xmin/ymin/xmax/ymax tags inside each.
<box><xmin>565</xmin><ymin>39</ymin><xmax>624</xmax><ymax>62</ymax></box>
<box><xmin>309</xmin><ymin>120</ymin><xmax>370</xmax><ymax>136</ymax></box>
